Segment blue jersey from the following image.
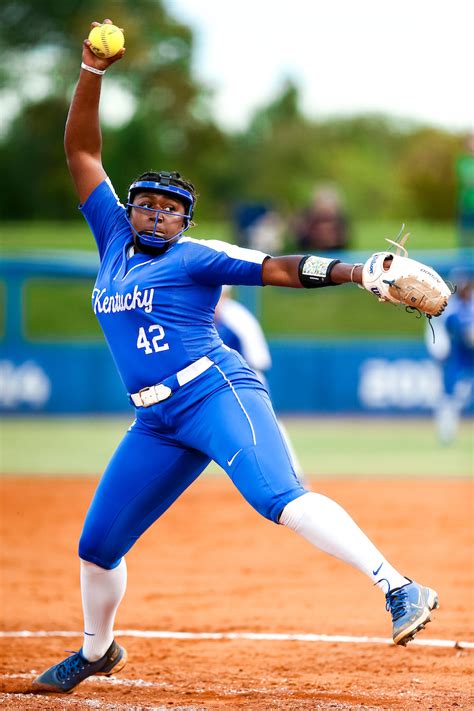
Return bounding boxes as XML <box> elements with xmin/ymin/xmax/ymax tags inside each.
<box><xmin>443</xmin><ymin>293</ymin><xmax>474</xmax><ymax>392</ymax></box>
<box><xmin>445</xmin><ymin>294</ymin><xmax>474</xmax><ymax>366</ymax></box>
<box><xmin>81</xmin><ymin>179</ymin><xmax>268</xmax><ymax>393</ymax></box>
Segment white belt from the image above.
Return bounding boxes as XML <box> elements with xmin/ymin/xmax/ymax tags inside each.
<box><xmin>130</xmin><ymin>356</ymin><xmax>213</xmax><ymax>408</ymax></box>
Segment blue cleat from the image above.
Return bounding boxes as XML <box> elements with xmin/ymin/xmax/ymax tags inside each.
<box><xmin>32</xmin><ymin>639</ymin><xmax>127</xmax><ymax>693</ymax></box>
<box><xmin>386</xmin><ymin>580</ymin><xmax>439</xmax><ymax>646</ymax></box>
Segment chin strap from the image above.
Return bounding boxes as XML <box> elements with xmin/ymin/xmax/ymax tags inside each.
<box><xmin>136</xmin><ymin>230</ymin><xmax>185</xmax><ymax>253</ymax></box>
<box><xmin>125</xmin><ymin>214</ymin><xmax>188</xmax><ymax>253</ymax></box>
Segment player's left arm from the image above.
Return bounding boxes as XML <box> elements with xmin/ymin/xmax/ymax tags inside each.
<box><xmin>262</xmin><ymin>256</ymin><xmax>361</xmax><ymax>288</ymax></box>
<box><xmin>262</xmin><ymin>249</ymin><xmax>451</xmax><ymax>319</ymax></box>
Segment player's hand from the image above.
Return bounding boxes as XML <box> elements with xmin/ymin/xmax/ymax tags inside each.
<box><xmin>82</xmin><ymin>19</ymin><xmax>126</xmax><ymax>71</ymax></box>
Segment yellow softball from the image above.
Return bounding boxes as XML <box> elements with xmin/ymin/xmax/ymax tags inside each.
<box><xmin>88</xmin><ymin>24</ymin><xmax>125</xmax><ymax>58</ymax></box>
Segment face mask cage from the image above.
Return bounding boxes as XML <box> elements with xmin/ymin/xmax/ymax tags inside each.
<box><xmin>125</xmin><ymin>174</ymin><xmax>195</xmax><ymax>249</ymax></box>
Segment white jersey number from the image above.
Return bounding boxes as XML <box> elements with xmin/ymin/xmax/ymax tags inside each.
<box><xmin>137</xmin><ymin>325</ymin><xmax>169</xmax><ymax>354</ymax></box>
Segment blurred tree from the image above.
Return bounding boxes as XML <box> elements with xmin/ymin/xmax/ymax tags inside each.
<box><xmin>0</xmin><ymin>97</ymin><xmax>75</xmax><ymax>219</ymax></box>
<box><xmin>397</xmin><ymin>128</ymin><xmax>464</xmax><ymax>220</ymax></box>
<box><xmin>227</xmin><ymin>97</ymin><xmax>411</xmax><ymax>225</ymax></box>
<box><xmin>314</xmin><ymin>116</ymin><xmax>410</xmax><ymax>219</ymax></box>
<box><xmin>229</xmin><ymin>81</ymin><xmax>320</xmax><ymax>210</ymax></box>
<box><xmin>0</xmin><ymin>0</ymin><xmax>230</xmax><ymax>220</ymax></box>
<box><xmin>0</xmin><ymin>1</ymin><xmax>467</xmax><ymax>226</ymax></box>
<box><xmin>228</xmin><ymin>105</ymin><xmax>464</xmax><ymax>228</ymax></box>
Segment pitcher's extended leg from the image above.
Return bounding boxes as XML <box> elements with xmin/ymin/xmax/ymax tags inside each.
<box><xmin>280</xmin><ymin>492</ymin><xmax>439</xmax><ymax>645</ymax></box>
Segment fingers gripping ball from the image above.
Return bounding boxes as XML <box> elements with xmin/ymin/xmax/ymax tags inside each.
<box><xmin>88</xmin><ymin>24</ymin><xmax>124</xmax><ymax>58</ymax></box>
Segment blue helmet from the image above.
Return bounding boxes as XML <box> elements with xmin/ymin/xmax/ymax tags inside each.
<box><xmin>126</xmin><ymin>171</ymin><xmax>195</xmax><ymax>250</ymax></box>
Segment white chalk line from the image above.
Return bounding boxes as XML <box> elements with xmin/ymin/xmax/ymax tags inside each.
<box><xmin>0</xmin><ymin>629</ymin><xmax>473</xmax><ymax>649</ymax></box>
<box><xmin>0</xmin><ymin>672</ymin><xmax>313</xmax><ymax>706</ymax></box>
<box><xmin>0</xmin><ymin>690</ymin><xmax>192</xmax><ymax>711</ymax></box>
<box><xmin>0</xmin><ymin>675</ymin><xmax>205</xmax><ymax>710</ymax></box>
<box><xmin>0</xmin><ymin>683</ymin><xmax>200</xmax><ymax>711</ymax></box>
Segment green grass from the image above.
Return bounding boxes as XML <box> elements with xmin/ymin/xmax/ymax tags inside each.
<box><xmin>24</xmin><ymin>279</ymin><xmax>102</xmax><ymax>340</ymax></box>
<box><xmin>0</xmin><ymin>220</ymin><xmax>234</xmax><ymax>253</ymax></box>
<box><xmin>1</xmin><ymin>416</ymin><xmax>471</xmax><ymax>478</ymax></box>
<box><xmin>0</xmin><ymin>219</ymin><xmax>455</xmax><ymax>253</ymax></box>
<box><xmin>287</xmin><ymin>417</ymin><xmax>473</xmax><ymax>477</ymax></box>
<box><xmin>350</xmin><ymin>220</ymin><xmax>457</xmax><ymax>251</ymax></box>
<box><xmin>261</xmin><ymin>286</ymin><xmax>426</xmax><ymax>336</ymax></box>
<box><xmin>0</xmin><ymin>221</ymin><xmax>93</xmax><ymax>252</ymax></box>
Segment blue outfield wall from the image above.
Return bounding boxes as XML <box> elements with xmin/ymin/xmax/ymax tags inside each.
<box><xmin>0</xmin><ymin>342</ymin><xmax>128</xmax><ymax>413</ymax></box>
<box><xmin>1</xmin><ymin>251</ymin><xmax>471</xmax><ymax>415</ymax></box>
<box><xmin>0</xmin><ymin>338</ymin><xmax>452</xmax><ymax>415</ymax></box>
<box><xmin>268</xmin><ymin>340</ymin><xmax>445</xmax><ymax>413</ymax></box>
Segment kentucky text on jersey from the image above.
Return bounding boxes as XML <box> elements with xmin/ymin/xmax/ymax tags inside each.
<box><xmin>92</xmin><ymin>286</ymin><xmax>155</xmax><ymax>314</ymax></box>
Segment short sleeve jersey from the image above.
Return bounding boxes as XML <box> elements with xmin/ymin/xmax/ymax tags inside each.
<box><xmin>80</xmin><ymin>179</ymin><xmax>268</xmax><ymax>393</ymax></box>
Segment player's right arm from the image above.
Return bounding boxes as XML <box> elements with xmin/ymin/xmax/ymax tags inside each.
<box><xmin>64</xmin><ymin>20</ymin><xmax>125</xmax><ymax>205</ymax></box>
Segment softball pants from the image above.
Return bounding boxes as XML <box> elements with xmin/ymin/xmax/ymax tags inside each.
<box><xmin>79</xmin><ymin>349</ymin><xmax>307</xmax><ymax>569</ymax></box>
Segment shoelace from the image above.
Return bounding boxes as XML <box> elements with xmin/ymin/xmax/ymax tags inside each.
<box><xmin>386</xmin><ymin>587</ymin><xmax>409</xmax><ymax>621</ymax></box>
<box><xmin>55</xmin><ymin>651</ymin><xmax>88</xmax><ymax>681</ymax></box>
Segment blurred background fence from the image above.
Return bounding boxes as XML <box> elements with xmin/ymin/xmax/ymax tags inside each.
<box><xmin>1</xmin><ymin>246</ymin><xmax>472</xmax><ymax>415</ymax></box>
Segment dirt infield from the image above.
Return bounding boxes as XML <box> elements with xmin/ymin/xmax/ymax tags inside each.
<box><xmin>0</xmin><ymin>476</ymin><xmax>472</xmax><ymax>710</ymax></box>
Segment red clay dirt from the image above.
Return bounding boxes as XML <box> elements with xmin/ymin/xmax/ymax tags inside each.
<box><xmin>0</xmin><ymin>476</ymin><xmax>472</xmax><ymax>710</ymax></box>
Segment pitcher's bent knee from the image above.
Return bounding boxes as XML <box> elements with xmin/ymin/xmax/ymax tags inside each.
<box><xmin>78</xmin><ymin>530</ymin><xmax>123</xmax><ymax>570</ymax></box>
<box><xmin>230</xmin><ymin>447</ymin><xmax>307</xmax><ymax>523</ymax></box>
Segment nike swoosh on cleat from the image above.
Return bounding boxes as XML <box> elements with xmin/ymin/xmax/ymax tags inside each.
<box><xmin>227</xmin><ymin>449</ymin><xmax>242</xmax><ymax>467</ymax></box>
<box><xmin>411</xmin><ymin>593</ymin><xmax>425</xmax><ymax>611</ymax></box>
<box><xmin>372</xmin><ymin>562</ymin><xmax>383</xmax><ymax>576</ymax></box>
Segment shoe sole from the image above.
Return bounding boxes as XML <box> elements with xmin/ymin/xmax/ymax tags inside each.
<box><xmin>393</xmin><ymin>589</ymin><xmax>439</xmax><ymax>646</ymax></box>
<box><xmin>31</xmin><ymin>681</ymin><xmax>75</xmax><ymax>695</ymax></box>
<box><xmin>97</xmin><ymin>648</ymin><xmax>128</xmax><ymax>677</ymax></box>
<box><xmin>31</xmin><ymin>648</ymin><xmax>128</xmax><ymax>694</ymax></box>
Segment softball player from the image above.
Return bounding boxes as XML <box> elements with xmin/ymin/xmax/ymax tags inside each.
<box><xmin>33</xmin><ymin>21</ymin><xmax>439</xmax><ymax>694</ymax></box>
<box><xmin>426</xmin><ymin>269</ymin><xmax>474</xmax><ymax>443</ymax></box>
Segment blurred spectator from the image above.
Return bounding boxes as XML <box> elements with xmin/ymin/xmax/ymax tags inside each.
<box><xmin>233</xmin><ymin>202</ymin><xmax>284</xmax><ymax>253</ymax></box>
<box><xmin>456</xmin><ymin>133</ymin><xmax>474</xmax><ymax>248</ymax></box>
<box><xmin>292</xmin><ymin>184</ymin><xmax>350</xmax><ymax>252</ymax></box>
<box><xmin>425</xmin><ymin>268</ymin><xmax>474</xmax><ymax>444</ymax></box>
<box><xmin>215</xmin><ymin>286</ymin><xmax>305</xmax><ymax>481</ymax></box>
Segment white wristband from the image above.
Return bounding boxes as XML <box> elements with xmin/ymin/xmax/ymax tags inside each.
<box><xmin>81</xmin><ymin>62</ymin><xmax>106</xmax><ymax>76</ymax></box>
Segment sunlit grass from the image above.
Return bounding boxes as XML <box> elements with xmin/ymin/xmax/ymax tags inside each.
<box><xmin>1</xmin><ymin>416</ymin><xmax>471</xmax><ymax>478</ymax></box>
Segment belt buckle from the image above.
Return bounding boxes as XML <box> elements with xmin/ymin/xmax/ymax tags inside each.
<box><xmin>138</xmin><ymin>384</ymin><xmax>172</xmax><ymax>407</ymax></box>
<box><xmin>138</xmin><ymin>386</ymin><xmax>156</xmax><ymax>407</ymax></box>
